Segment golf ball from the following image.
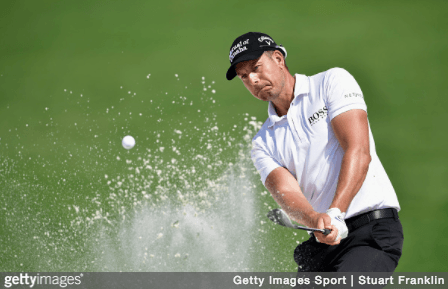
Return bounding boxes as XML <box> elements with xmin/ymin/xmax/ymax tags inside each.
<box><xmin>122</xmin><ymin>135</ymin><xmax>135</xmax><ymax>149</ymax></box>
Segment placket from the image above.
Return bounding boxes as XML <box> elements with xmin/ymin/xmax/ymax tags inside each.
<box><xmin>286</xmin><ymin>101</ymin><xmax>307</xmax><ymax>146</ymax></box>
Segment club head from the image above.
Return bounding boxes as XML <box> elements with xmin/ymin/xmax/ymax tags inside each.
<box><xmin>266</xmin><ymin>208</ymin><xmax>331</xmax><ymax>235</ymax></box>
<box><xmin>266</xmin><ymin>208</ymin><xmax>296</xmax><ymax>229</ymax></box>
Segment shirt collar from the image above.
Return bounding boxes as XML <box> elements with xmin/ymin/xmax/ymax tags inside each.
<box><xmin>267</xmin><ymin>74</ymin><xmax>309</xmax><ymax>128</ymax></box>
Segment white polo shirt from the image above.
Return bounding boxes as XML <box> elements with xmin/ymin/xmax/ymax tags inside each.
<box><xmin>251</xmin><ymin>68</ymin><xmax>400</xmax><ymax>219</ymax></box>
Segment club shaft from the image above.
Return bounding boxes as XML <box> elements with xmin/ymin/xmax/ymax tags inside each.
<box><xmin>296</xmin><ymin>226</ymin><xmax>324</xmax><ymax>233</ymax></box>
<box><xmin>296</xmin><ymin>226</ymin><xmax>331</xmax><ymax>235</ymax></box>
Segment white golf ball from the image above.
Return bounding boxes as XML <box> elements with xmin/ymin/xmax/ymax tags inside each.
<box><xmin>122</xmin><ymin>135</ymin><xmax>135</xmax><ymax>149</ymax></box>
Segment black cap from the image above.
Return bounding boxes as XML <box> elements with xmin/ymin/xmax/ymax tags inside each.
<box><xmin>226</xmin><ymin>32</ymin><xmax>287</xmax><ymax>80</ymax></box>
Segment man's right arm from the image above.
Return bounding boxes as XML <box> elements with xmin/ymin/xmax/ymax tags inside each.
<box><xmin>264</xmin><ymin>167</ymin><xmax>340</xmax><ymax>245</ymax></box>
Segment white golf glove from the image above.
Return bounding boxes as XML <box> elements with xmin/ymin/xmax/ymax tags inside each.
<box><xmin>326</xmin><ymin>208</ymin><xmax>348</xmax><ymax>241</ymax></box>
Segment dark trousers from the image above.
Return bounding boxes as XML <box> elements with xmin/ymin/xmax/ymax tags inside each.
<box><xmin>294</xmin><ymin>216</ymin><xmax>404</xmax><ymax>272</ymax></box>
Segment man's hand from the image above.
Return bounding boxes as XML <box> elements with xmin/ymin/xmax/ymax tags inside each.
<box><xmin>313</xmin><ymin>208</ymin><xmax>348</xmax><ymax>245</ymax></box>
<box><xmin>326</xmin><ymin>208</ymin><xmax>348</xmax><ymax>239</ymax></box>
<box><xmin>313</xmin><ymin>213</ymin><xmax>340</xmax><ymax>245</ymax></box>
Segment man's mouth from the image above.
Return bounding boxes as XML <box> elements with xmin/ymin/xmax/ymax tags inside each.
<box><xmin>258</xmin><ymin>85</ymin><xmax>270</xmax><ymax>95</ymax></box>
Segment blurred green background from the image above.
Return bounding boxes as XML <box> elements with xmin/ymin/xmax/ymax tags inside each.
<box><xmin>1</xmin><ymin>0</ymin><xmax>447</xmax><ymax>272</ymax></box>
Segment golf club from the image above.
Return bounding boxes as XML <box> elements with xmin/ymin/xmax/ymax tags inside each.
<box><xmin>267</xmin><ymin>208</ymin><xmax>331</xmax><ymax>235</ymax></box>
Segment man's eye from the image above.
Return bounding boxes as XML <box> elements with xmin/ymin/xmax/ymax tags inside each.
<box><xmin>254</xmin><ymin>66</ymin><xmax>259</xmax><ymax>70</ymax></box>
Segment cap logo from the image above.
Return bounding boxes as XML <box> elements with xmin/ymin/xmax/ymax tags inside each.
<box><xmin>229</xmin><ymin>38</ymin><xmax>250</xmax><ymax>62</ymax></box>
<box><xmin>258</xmin><ymin>36</ymin><xmax>274</xmax><ymax>46</ymax></box>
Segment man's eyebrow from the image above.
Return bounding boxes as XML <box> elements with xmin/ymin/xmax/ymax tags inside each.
<box><xmin>236</xmin><ymin>58</ymin><xmax>262</xmax><ymax>77</ymax></box>
<box><xmin>252</xmin><ymin>59</ymin><xmax>264</xmax><ymax>68</ymax></box>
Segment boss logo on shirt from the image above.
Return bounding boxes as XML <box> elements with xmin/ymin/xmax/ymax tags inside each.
<box><xmin>308</xmin><ymin>106</ymin><xmax>328</xmax><ymax>126</ymax></box>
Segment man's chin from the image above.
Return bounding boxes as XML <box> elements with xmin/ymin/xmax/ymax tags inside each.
<box><xmin>256</xmin><ymin>94</ymin><xmax>270</xmax><ymax>102</ymax></box>
<box><xmin>257</xmin><ymin>90</ymin><xmax>272</xmax><ymax>101</ymax></box>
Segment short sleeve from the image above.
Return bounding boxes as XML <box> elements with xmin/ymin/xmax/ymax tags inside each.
<box><xmin>325</xmin><ymin>68</ymin><xmax>367</xmax><ymax>120</ymax></box>
<box><xmin>251</xmin><ymin>137</ymin><xmax>282</xmax><ymax>186</ymax></box>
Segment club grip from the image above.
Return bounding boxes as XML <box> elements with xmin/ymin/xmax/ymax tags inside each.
<box><xmin>323</xmin><ymin>229</ymin><xmax>331</xmax><ymax>235</ymax></box>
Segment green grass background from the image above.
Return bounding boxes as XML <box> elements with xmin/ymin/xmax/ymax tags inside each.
<box><xmin>1</xmin><ymin>0</ymin><xmax>447</xmax><ymax>272</ymax></box>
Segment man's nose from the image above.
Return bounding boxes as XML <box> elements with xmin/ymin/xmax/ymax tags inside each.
<box><xmin>248</xmin><ymin>73</ymin><xmax>259</xmax><ymax>84</ymax></box>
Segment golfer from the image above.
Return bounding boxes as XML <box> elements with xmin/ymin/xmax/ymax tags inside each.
<box><xmin>226</xmin><ymin>32</ymin><xmax>404</xmax><ymax>272</ymax></box>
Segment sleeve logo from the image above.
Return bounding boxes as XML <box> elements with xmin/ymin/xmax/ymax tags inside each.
<box><xmin>344</xmin><ymin>92</ymin><xmax>363</xmax><ymax>98</ymax></box>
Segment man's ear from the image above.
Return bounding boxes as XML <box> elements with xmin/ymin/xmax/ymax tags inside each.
<box><xmin>273</xmin><ymin>50</ymin><xmax>286</xmax><ymax>68</ymax></box>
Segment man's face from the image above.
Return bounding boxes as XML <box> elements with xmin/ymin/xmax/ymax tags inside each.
<box><xmin>235</xmin><ymin>51</ymin><xmax>286</xmax><ymax>102</ymax></box>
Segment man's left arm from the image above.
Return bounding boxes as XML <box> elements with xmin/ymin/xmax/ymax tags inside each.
<box><xmin>329</xmin><ymin>109</ymin><xmax>371</xmax><ymax>213</ymax></box>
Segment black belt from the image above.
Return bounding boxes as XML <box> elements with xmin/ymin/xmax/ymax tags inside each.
<box><xmin>345</xmin><ymin>208</ymin><xmax>399</xmax><ymax>232</ymax></box>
